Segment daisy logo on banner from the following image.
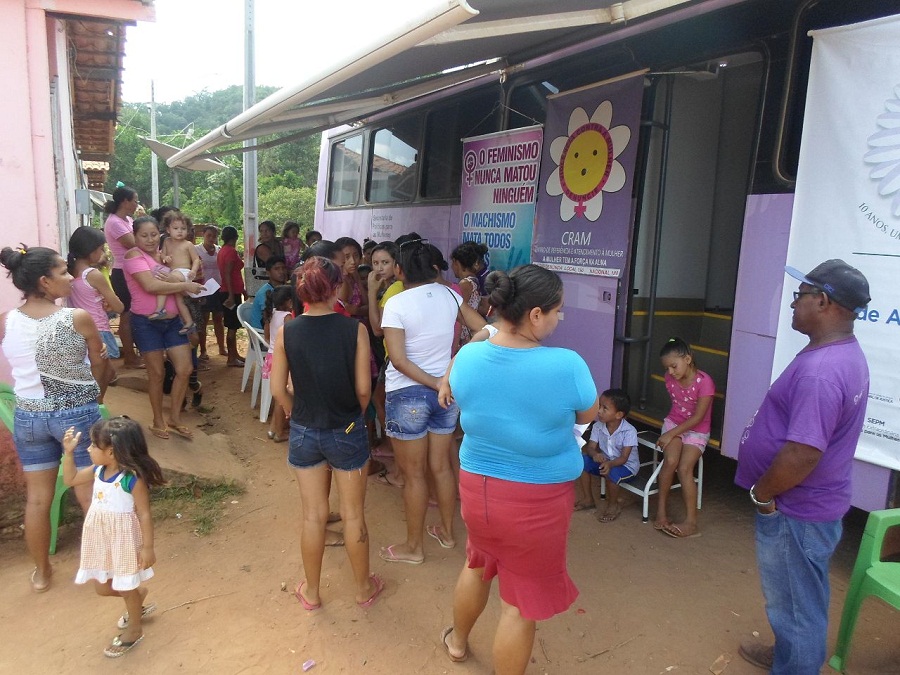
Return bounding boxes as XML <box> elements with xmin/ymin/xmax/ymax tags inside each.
<box><xmin>864</xmin><ymin>84</ymin><xmax>900</xmax><ymax>217</ymax></box>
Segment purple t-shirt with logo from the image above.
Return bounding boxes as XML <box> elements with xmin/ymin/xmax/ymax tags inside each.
<box><xmin>735</xmin><ymin>337</ymin><xmax>869</xmax><ymax>522</ymax></box>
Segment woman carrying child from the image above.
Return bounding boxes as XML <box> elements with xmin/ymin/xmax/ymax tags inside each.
<box><xmin>157</xmin><ymin>211</ymin><xmax>201</xmax><ymax>335</ymax></box>
<box><xmin>62</xmin><ymin>417</ymin><xmax>165</xmax><ymax>658</ymax></box>
<box><xmin>67</xmin><ymin>226</ymin><xmax>125</xmax><ymax>402</ymax></box>
<box><xmin>654</xmin><ymin>337</ymin><xmax>714</xmax><ymax>538</ymax></box>
<box><xmin>262</xmin><ymin>285</ymin><xmax>293</xmax><ymax>443</ymax></box>
<box><xmin>270</xmin><ymin>256</ymin><xmax>383</xmax><ymax>609</ymax></box>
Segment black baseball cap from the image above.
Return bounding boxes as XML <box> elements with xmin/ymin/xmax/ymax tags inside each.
<box><xmin>785</xmin><ymin>259</ymin><xmax>871</xmax><ymax>313</ymax></box>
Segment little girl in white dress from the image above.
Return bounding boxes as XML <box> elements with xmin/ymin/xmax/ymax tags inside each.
<box><xmin>62</xmin><ymin>416</ymin><xmax>165</xmax><ymax>658</ymax></box>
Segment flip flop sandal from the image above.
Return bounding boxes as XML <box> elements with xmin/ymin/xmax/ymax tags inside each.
<box><xmin>440</xmin><ymin>626</ymin><xmax>469</xmax><ymax>663</ymax></box>
<box><xmin>31</xmin><ymin>568</ymin><xmax>51</xmax><ymax>593</ymax></box>
<box><xmin>294</xmin><ymin>581</ymin><xmax>321</xmax><ymax>611</ymax></box>
<box><xmin>357</xmin><ymin>574</ymin><xmax>385</xmax><ymax>608</ymax></box>
<box><xmin>118</xmin><ymin>602</ymin><xmax>157</xmax><ymax>629</ymax></box>
<box><xmin>104</xmin><ymin>634</ymin><xmax>143</xmax><ymax>658</ymax></box>
<box><xmin>426</xmin><ymin>525</ymin><xmax>455</xmax><ymax>549</ymax></box>
<box><xmin>374</xmin><ymin>470</ymin><xmax>404</xmax><ymax>488</ymax></box>
<box><xmin>267</xmin><ymin>431</ymin><xmax>287</xmax><ymax>443</ymax></box>
<box><xmin>167</xmin><ymin>423</ymin><xmax>194</xmax><ymax>440</ymax></box>
<box><xmin>662</xmin><ymin>523</ymin><xmax>702</xmax><ymax>539</ymax></box>
<box><xmin>148</xmin><ymin>425</ymin><xmax>170</xmax><ymax>440</ymax></box>
<box><xmin>379</xmin><ymin>544</ymin><xmax>424</xmax><ymax>565</ymax></box>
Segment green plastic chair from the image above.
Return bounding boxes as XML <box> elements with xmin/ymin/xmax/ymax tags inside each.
<box><xmin>0</xmin><ymin>382</ymin><xmax>109</xmax><ymax>554</ymax></box>
<box><xmin>828</xmin><ymin>507</ymin><xmax>900</xmax><ymax>672</ymax></box>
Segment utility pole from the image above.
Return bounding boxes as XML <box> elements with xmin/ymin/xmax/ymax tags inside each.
<box><xmin>149</xmin><ymin>80</ymin><xmax>160</xmax><ymax>209</ymax></box>
<box><xmin>243</xmin><ymin>0</ymin><xmax>259</xmax><ymax>286</ymax></box>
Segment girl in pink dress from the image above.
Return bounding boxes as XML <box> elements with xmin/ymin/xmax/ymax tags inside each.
<box><xmin>62</xmin><ymin>416</ymin><xmax>165</xmax><ymax>658</ymax></box>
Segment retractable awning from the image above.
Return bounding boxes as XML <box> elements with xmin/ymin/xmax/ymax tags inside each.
<box><xmin>168</xmin><ymin>0</ymin><xmax>741</xmax><ymax>169</ymax></box>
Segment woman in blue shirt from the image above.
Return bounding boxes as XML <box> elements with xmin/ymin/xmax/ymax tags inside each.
<box><xmin>439</xmin><ymin>264</ymin><xmax>598</xmax><ymax>672</ymax></box>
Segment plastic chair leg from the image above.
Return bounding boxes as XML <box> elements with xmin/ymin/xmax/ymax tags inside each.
<box><xmin>250</xmin><ymin>365</ymin><xmax>262</xmax><ymax>409</ymax></box>
<box><xmin>240</xmin><ymin>356</ymin><xmax>253</xmax><ymax>392</ymax></box>
<box><xmin>259</xmin><ymin>378</ymin><xmax>272</xmax><ymax>423</ymax></box>
<box><xmin>49</xmin><ymin>467</ymin><xmax>69</xmax><ymax>555</ymax></box>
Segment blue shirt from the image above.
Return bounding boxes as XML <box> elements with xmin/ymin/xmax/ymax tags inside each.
<box><xmin>249</xmin><ymin>282</ymin><xmax>273</xmax><ymax>330</ymax></box>
<box><xmin>450</xmin><ymin>341</ymin><xmax>597</xmax><ymax>484</ymax></box>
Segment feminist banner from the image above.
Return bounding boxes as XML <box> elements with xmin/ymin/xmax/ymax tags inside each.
<box><xmin>532</xmin><ymin>72</ymin><xmax>644</xmax><ymax>276</ymax></box>
<box><xmin>774</xmin><ymin>15</ymin><xmax>900</xmax><ymax>471</ymax></box>
<box><xmin>460</xmin><ymin>126</ymin><xmax>543</xmax><ymax>271</ymax></box>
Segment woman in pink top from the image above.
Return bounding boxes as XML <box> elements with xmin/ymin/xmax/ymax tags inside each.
<box><xmin>67</xmin><ymin>226</ymin><xmax>125</xmax><ymax>403</ymax></box>
<box><xmin>123</xmin><ymin>216</ymin><xmax>204</xmax><ymax>441</ymax></box>
<box><xmin>103</xmin><ymin>186</ymin><xmax>142</xmax><ymax>368</ymax></box>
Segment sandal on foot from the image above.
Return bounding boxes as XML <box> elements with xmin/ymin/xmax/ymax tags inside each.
<box><xmin>357</xmin><ymin>574</ymin><xmax>385</xmax><ymax>608</ymax></box>
<box><xmin>652</xmin><ymin>520</ymin><xmax>670</xmax><ymax>531</ymax></box>
<box><xmin>147</xmin><ymin>311</ymin><xmax>168</xmax><ymax>321</ymax></box>
<box><xmin>440</xmin><ymin>626</ymin><xmax>469</xmax><ymax>663</ymax></box>
<box><xmin>379</xmin><ymin>544</ymin><xmax>424</xmax><ymax>565</ymax></box>
<box><xmin>662</xmin><ymin>523</ymin><xmax>701</xmax><ymax>539</ymax></box>
<box><xmin>294</xmin><ymin>581</ymin><xmax>321</xmax><ymax>611</ymax></box>
<box><xmin>266</xmin><ymin>430</ymin><xmax>287</xmax><ymax>443</ymax></box>
<box><xmin>104</xmin><ymin>634</ymin><xmax>143</xmax><ymax>658</ymax></box>
<box><xmin>148</xmin><ymin>425</ymin><xmax>170</xmax><ymax>440</ymax></box>
<box><xmin>178</xmin><ymin>323</ymin><xmax>197</xmax><ymax>336</ymax></box>
<box><xmin>167</xmin><ymin>423</ymin><xmax>194</xmax><ymax>440</ymax></box>
<box><xmin>30</xmin><ymin>568</ymin><xmax>51</xmax><ymax>593</ymax></box>
<box><xmin>426</xmin><ymin>524</ymin><xmax>455</xmax><ymax>549</ymax></box>
<box><xmin>374</xmin><ymin>470</ymin><xmax>404</xmax><ymax>488</ymax></box>
<box><xmin>117</xmin><ymin>602</ymin><xmax>157</xmax><ymax>629</ymax></box>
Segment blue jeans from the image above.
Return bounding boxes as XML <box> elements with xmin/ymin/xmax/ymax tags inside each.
<box><xmin>755</xmin><ymin>510</ymin><xmax>842</xmax><ymax>674</ymax></box>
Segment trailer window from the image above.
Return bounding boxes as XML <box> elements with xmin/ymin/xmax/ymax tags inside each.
<box><xmin>367</xmin><ymin>117</ymin><xmax>421</xmax><ymax>203</ymax></box>
<box><xmin>421</xmin><ymin>92</ymin><xmax>499</xmax><ymax>200</ymax></box>
<box><xmin>327</xmin><ymin>134</ymin><xmax>363</xmax><ymax>207</ymax></box>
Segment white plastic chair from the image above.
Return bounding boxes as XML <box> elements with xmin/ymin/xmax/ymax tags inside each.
<box><xmin>601</xmin><ymin>430</ymin><xmax>703</xmax><ymax>522</ymax></box>
<box><xmin>236</xmin><ymin>301</ymin><xmax>256</xmax><ymax>392</ymax></box>
<box><xmin>246</xmin><ymin>326</ymin><xmax>272</xmax><ymax>418</ymax></box>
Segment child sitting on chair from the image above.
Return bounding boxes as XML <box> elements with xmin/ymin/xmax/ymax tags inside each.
<box><xmin>575</xmin><ymin>388</ymin><xmax>639</xmax><ymax>522</ymax></box>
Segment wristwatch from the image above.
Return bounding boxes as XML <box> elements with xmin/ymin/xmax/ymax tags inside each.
<box><xmin>749</xmin><ymin>484</ymin><xmax>774</xmax><ymax>507</ymax></box>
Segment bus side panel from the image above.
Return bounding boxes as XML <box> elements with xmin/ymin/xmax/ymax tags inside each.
<box><xmin>543</xmin><ymin>273</ymin><xmax>618</xmax><ymax>393</ymax></box>
<box><xmin>723</xmin><ymin>193</ymin><xmax>793</xmax><ymax>460</ymax></box>
<box><xmin>319</xmin><ymin>204</ymin><xmax>462</xmax><ymax>261</ymax></box>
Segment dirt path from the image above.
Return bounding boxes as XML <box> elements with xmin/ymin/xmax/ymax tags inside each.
<box><xmin>0</xmin><ymin>354</ymin><xmax>897</xmax><ymax>674</ymax></box>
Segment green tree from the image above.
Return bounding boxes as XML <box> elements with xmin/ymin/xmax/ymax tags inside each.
<box><xmin>257</xmin><ymin>186</ymin><xmax>316</xmax><ymax>231</ymax></box>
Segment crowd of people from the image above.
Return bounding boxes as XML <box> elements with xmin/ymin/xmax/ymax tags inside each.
<box><xmin>0</xmin><ymin>186</ymin><xmax>874</xmax><ymax>673</ymax></box>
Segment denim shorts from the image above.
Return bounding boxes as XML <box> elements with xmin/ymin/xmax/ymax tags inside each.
<box><xmin>385</xmin><ymin>384</ymin><xmax>459</xmax><ymax>441</ymax></box>
<box><xmin>131</xmin><ymin>313</ymin><xmax>189</xmax><ymax>353</ymax></box>
<box><xmin>13</xmin><ymin>402</ymin><xmax>100</xmax><ymax>471</ymax></box>
<box><xmin>287</xmin><ymin>415</ymin><xmax>369</xmax><ymax>471</ymax></box>
<box><xmin>99</xmin><ymin>330</ymin><xmax>120</xmax><ymax>359</ymax></box>
<box><xmin>582</xmin><ymin>455</ymin><xmax>637</xmax><ymax>484</ymax></box>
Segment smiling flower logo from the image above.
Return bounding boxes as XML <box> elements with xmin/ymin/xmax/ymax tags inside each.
<box><xmin>545</xmin><ymin>100</ymin><xmax>631</xmax><ymax>221</ymax></box>
<box><xmin>864</xmin><ymin>84</ymin><xmax>900</xmax><ymax>217</ymax></box>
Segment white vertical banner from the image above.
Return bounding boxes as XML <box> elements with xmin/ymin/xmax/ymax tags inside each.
<box><xmin>774</xmin><ymin>15</ymin><xmax>900</xmax><ymax>471</ymax></box>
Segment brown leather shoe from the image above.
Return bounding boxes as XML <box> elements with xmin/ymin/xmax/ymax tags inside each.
<box><xmin>739</xmin><ymin>640</ymin><xmax>774</xmax><ymax>670</ymax></box>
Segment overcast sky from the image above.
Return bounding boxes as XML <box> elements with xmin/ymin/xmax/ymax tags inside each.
<box><xmin>122</xmin><ymin>0</ymin><xmax>435</xmax><ymax>104</ymax></box>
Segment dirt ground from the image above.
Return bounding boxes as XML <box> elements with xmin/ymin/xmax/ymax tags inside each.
<box><xmin>0</xmin><ymin>349</ymin><xmax>898</xmax><ymax>675</ymax></box>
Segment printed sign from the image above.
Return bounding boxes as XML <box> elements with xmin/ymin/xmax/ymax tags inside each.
<box><xmin>460</xmin><ymin>126</ymin><xmax>543</xmax><ymax>271</ymax></box>
<box><xmin>532</xmin><ymin>72</ymin><xmax>644</xmax><ymax>276</ymax></box>
<box><xmin>775</xmin><ymin>15</ymin><xmax>900</xmax><ymax>471</ymax></box>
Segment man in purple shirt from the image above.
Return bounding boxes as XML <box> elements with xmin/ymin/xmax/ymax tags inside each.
<box><xmin>736</xmin><ymin>259</ymin><xmax>870</xmax><ymax>674</ymax></box>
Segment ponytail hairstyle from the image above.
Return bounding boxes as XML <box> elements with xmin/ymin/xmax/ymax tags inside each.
<box><xmin>90</xmin><ymin>416</ymin><xmax>165</xmax><ymax>488</ymax></box>
<box><xmin>451</xmin><ymin>241</ymin><xmax>488</xmax><ymax>273</ymax></box>
<box><xmin>427</xmin><ymin>243</ymin><xmax>449</xmax><ymax>272</ymax></box>
<box><xmin>396</xmin><ymin>238</ymin><xmax>438</xmax><ymax>284</ymax></box>
<box><xmin>485</xmin><ymin>264</ymin><xmax>563</xmax><ymax>325</ymax></box>
<box><xmin>66</xmin><ymin>226</ymin><xmax>107</xmax><ymax>273</ymax></box>
<box><xmin>103</xmin><ymin>185</ymin><xmax>137</xmax><ymax>215</ymax></box>
<box><xmin>296</xmin><ymin>256</ymin><xmax>343</xmax><ymax>305</ymax></box>
<box><xmin>659</xmin><ymin>336</ymin><xmax>693</xmax><ymax>361</ymax></box>
<box><xmin>0</xmin><ymin>244</ymin><xmax>61</xmax><ymax>298</ymax></box>
<box><xmin>263</xmin><ymin>285</ymin><xmax>294</xmax><ymax>327</ymax></box>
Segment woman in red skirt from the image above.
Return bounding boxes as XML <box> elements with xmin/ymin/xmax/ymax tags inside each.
<box><xmin>439</xmin><ymin>264</ymin><xmax>598</xmax><ymax>674</ymax></box>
